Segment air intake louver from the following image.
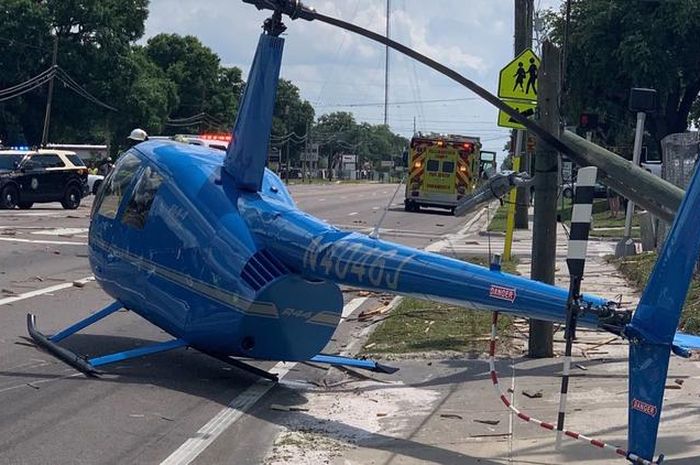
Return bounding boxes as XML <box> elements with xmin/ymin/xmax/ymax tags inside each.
<box><xmin>241</xmin><ymin>249</ymin><xmax>289</xmax><ymax>290</ymax></box>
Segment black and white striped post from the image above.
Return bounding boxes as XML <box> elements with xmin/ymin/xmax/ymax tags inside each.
<box><xmin>556</xmin><ymin>166</ymin><xmax>597</xmax><ymax>448</ymax></box>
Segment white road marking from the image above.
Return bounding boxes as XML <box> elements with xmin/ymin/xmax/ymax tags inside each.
<box><xmin>0</xmin><ymin>237</ymin><xmax>87</xmax><ymax>246</ymax></box>
<box><xmin>159</xmin><ymin>297</ymin><xmax>364</xmax><ymax>465</ymax></box>
<box><xmin>30</xmin><ymin>227</ymin><xmax>89</xmax><ymax>236</ymax></box>
<box><xmin>348</xmin><ymin>212</ymin><xmax>358</xmax><ymax>216</ymax></box>
<box><xmin>0</xmin><ymin>276</ymin><xmax>94</xmax><ymax>306</ymax></box>
<box><xmin>342</xmin><ymin>296</ymin><xmax>368</xmax><ymax>319</ymax></box>
<box><xmin>0</xmin><ymin>211</ymin><xmax>63</xmax><ymax>217</ymax></box>
<box><xmin>372</xmin><ymin>206</ymin><xmax>380</xmax><ymax>210</ymax></box>
<box><xmin>318</xmin><ymin>198</ymin><xmax>326</xmax><ymax>202</ymax></box>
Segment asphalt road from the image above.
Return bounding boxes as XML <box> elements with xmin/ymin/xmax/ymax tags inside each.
<box><xmin>0</xmin><ymin>183</ymin><xmax>474</xmax><ymax>465</ymax></box>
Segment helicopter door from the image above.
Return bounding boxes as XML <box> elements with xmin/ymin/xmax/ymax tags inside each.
<box><xmin>90</xmin><ymin>152</ymin><xmax>143</xmax><ymax>257</ymax></box>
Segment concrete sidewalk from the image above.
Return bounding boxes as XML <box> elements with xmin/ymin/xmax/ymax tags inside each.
<box><xmin>263</xmin><ymin>208</ymin><xmax>700</xmax><ymax>465</ymax></box>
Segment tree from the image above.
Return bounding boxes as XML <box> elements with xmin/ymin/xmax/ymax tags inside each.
<box><xmin>312</xmin><ymin>111</ymin><xmax>408</xmax><ymax>173</ymax></box>
<box><xmin>0</xmin><ymin>0</ymin><xmax>150</xmax><ymax>146</ymax></box>
<box><xmin>545</xmin><ymin>0</ymin><xmax>700</xmax><ymax>154</ymax></box>
<box><xmin>144</xmin><ymin>34</ymin><xmax>244</xmax><ymax>134</ymax></box>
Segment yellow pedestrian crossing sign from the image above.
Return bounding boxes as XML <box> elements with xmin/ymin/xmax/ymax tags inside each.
<box><xmin>497</xmin><ymin>99</ymin><xmax>537</xmax><ymax>129</ymax></box>
<box><xmin>498</xmin><ymin>48</ymin><xmax>540</xmax><ymax>101</ymax></box>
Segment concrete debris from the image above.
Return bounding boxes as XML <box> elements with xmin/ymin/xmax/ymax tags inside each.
<box><xmin>473</xmin><ymin>418</ymin><xmax>500</xmax><ymax>425</ymax></box>
<box><xmin>522</xmin><ymin>390</ymin><xmax>543</xmax><ymax>399</ymax></box>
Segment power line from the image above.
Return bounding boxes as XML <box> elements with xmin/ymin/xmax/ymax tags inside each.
<box><xmin>314</xmin><ymin>96</ymin><xmax>480</xmax><ymax>108</ymax></box>
<box><xmin>0</xmin><ymin>36</ymin><xmax>49</xmax><ymax>52</ymax></box>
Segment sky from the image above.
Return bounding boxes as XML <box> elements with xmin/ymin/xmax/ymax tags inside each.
<box><xmin>144</xmin><ymin>0</ymin><xmax>562</xmax><ymax>161</ymax></box>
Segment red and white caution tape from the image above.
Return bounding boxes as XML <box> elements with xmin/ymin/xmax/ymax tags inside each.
<box><xmin>488</xmin><ymin>312</ymin><xmax>656</xmax><ymax>465</ymax></box>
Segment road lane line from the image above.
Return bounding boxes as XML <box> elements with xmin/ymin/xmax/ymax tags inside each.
<box><xmin>160</xmin><ymin>362</ymin><xmax>293</xmax><ymax>465</ymax></box>
<box><xmin>0</xmin><ymin>237</ymin><xmax>87</xmax><ymax>246</ymax></box>
<box><xmin>0</xmin><ymin>276</ymin><xmax>94</xmax><ymax>306</ymax></box>
<box><xmin>342</xmin><ymin>296</ymin><xmax>368</xmax><ymax>318</ymax></box>
<box><xmin>159</xmin><ymin>296</ymin><xmax>364</xmax><ymax>465</ymax></box>
<box><xmin>30</xmin><ymin>227</ymin><xmax>89</xmax><ymax>236</ymax></box>
<box><xmin>0</xmin><ymin>211</ymin><xmax>64</xmax><ymax>217</ymax></box>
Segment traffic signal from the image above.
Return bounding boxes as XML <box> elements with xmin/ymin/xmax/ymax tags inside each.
<box><xmin>579</xmin><ymin>112</ymin><xmax>598</xmax><ymax>130</ymax></box>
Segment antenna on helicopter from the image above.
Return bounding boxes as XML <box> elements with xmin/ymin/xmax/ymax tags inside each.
<box><xmin>556</xmin><ymin>166</ymin><xmax>597</xmax><ymax>448</ymax></box>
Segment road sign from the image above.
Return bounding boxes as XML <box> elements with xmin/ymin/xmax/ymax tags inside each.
<box><xmin>497</xmin><ymin>99</ymin><xmax>537</xmax><ymax>129</ymax></box>
<box><xmin>498</xmin><ymin>48</ymin><xmax>540</xmax><ymax>101</ymax></box>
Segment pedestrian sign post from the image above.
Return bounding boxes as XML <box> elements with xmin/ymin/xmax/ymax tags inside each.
<box><xmin>496</xmin><ymin>48</ymin><xmax>539</xmax><ymax>259</ymax></box>
<box><xmin>498</xmin><ymin>48</ymin><xmax>540</xmax><ymax>101</ymax></box>
<box><xmin>497</xmin><ymin>99</ymin><xmax>537</xmax><ymax>129</ymax></box>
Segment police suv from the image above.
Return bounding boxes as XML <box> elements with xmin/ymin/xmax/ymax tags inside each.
<box><xmin>0</xmin><ymin>149</ymin><xmax>89</xmax><ymax>209</ymax></box>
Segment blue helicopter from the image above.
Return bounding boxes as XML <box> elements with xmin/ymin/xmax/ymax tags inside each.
<box><xmin>26</xmin><ymin>1</ymin><xmax>700</xmax><ymax>463</ymax></box>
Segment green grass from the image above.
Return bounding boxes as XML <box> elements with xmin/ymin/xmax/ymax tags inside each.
<box><xmin>609</xmin><ymin>252</ymin><xmax>700</xmax><ymax>334</ymax></box>
<box><xmin>363</xmin><ymin>257</ymin><xmax>519</xmax><ymax>354</ymax></box>
<box><xmin>559</xmin><ymin>199</ymin><xmax>640</xmax><ymax>238</ymax></box>
<box><xmin>487</xmin><ymin>198</ymin><xmax>641</xmax><ymax>238</ymax></box>
<box><xmin>487</xmin><ymin>203</ymin><xmax>509</xmax><ymax>232</ymax></box>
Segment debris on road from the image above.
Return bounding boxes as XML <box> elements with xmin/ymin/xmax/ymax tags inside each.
<box><xmin>270</xmin><ymin>404</ymin><xmax>310</xmax><ymax>412</ymax></box>
<box><xmin>440</xmin><ymin>413</ymin><xmax>463</xmax><ymax>420</ymax></box>
<box><xmin>473</xmin><ymin>418</ymin><xmax>500</xmax><ymax>426</ymax></box>
<box><xmin>522</xmin><ymin>390</ymin><xmax>543</xmax><ymax>399</ymax></box>
<box><xmin>72</xmin><ymin>281</ymin><xmax>86</xmax><ymax>288</ymax></box>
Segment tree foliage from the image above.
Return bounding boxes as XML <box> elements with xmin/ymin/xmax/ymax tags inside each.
<box><xmin>545</xmin><ymin>0</ymin><xmax>700</xmax><ymax>153</ymax></box>
<box><xmin>313</xmin><ymin>111</ymin><xmax>408</xmax><ymax>169</ymax></box>
<box><xmin>0</xmin><ymin>2</ymin><xmax>405</xmax><ymax>163</ymax></box>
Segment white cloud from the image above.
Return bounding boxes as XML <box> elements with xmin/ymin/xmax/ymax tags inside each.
<box><xmin>143</xmin><ymin>0</ymin><xmax>555</xmax><ymax>157</ymax></box>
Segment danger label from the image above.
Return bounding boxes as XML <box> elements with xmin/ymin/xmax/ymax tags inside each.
<box><xmin>489</xmin><ymin>285</ymin><xmax>517</xmax><ymax>303</ymax></box>
<box><xmin>631</xmin><ymin>399</ymin><xmax>657</xmax><ymax>417</ymax></box>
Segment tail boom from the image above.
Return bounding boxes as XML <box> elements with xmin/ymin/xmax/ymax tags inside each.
<box><xmin>241</xmin><ymin>195</ymin><xmax>611</xmax><ymax>328</ymax></box>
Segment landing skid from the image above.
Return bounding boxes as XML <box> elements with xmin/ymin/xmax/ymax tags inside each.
<box><xmin>310</xmin><ymin>353</ymin><xmax>399</xmax><ymax>374</ymax></box>
<box><xmin>27</xmin><ymin>303</ymin><xmax>187</xmax><ymax>376</ymax></box>
<box><xmin>26</xmin><ymin>301</ymin><xmax>397</xmax><ymax>381</ymax></box>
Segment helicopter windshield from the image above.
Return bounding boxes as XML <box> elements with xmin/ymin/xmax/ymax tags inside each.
<box><xmin>121</xmin><ymin>165</ymin><xmax>163</xmax><ymax>229</ymax></box>
<box><xmin>95</xmin><ymin>152</ymin><xmax>142</xmax><ymax>220</ymax></box>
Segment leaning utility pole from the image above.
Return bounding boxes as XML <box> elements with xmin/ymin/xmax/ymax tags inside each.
<box><xmin>41</xmin><ymin>34</ymin><xmax>59</xmax><ymax>147</ymax></box>
<box><xmin>529</xmin><ymin>40</ymin><xmax>560</xmax><ymax>358</ymax></box>
<box><xmin>513</xmin><ymin>0</ymin><xmax>533</xmax><ymax>229</ymax></box>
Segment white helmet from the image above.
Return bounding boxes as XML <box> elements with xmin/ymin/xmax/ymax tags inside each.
<box><xmin>128</xmin><ymin>128</ymin><xmax>148</xmax><ymax>142</ymax></box>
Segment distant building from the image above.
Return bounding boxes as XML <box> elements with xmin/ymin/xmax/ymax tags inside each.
<box><xmin>45</xmin><ymin>144</ymin><xmax>109</xmax><ymax>161</ymax></box>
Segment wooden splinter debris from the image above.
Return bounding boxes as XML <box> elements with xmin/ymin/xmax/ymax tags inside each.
<box><xmin>270</xmin><ymin>404</ymin><xmax>310</xmax><ymax>412</ymax></box>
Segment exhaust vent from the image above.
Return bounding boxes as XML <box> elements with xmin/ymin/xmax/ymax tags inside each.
<box><xmin>241</xmin><ymin>249</ymin><xmax>289</xmax><ymax>290</ymax></box>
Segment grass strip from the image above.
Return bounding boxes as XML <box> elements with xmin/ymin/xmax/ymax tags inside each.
<box><xmin>609</xmin><ymin>252</ymin><xmax>700</xmax><ymax>334</ymax></box>
<box><xmin>363</xmin><ymin>257</ymin><xmax>518</xmax><ymax>354</ymax></box>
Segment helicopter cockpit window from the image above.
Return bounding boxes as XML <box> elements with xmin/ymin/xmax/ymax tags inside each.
<box><xmin>121</xmin><ymin>166</ymin><xmax>163</xmax><ymax>229</ymax></box>
<box><xmin>96</xmin><ymin>152</ymin><xmax>142</xmax><ymax>219</ymax></box>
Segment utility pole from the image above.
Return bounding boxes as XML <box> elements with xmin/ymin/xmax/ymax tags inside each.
<box><xmin>303</xmin><ymin>120</ymin><xmax>310</xmax><ymax>183</ymax></box>
<box><xmin>529</xmin><ymin>40</ymin><xmax>560</xmax><ymax>358</ymax></box>
<box><xmin>41</xmin><ymin>34</ymin><xmax>59</xmax><ymax>147</ymax></box>
<box><xmin>383</xmin><ymin>0</ymin><xmax>390</xmax><ymax>126</ymax></box>
<box><xmin>514</xmin><ymin>0</ymin><xmax>533</xmax><ymax>229</ymax></box>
